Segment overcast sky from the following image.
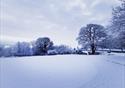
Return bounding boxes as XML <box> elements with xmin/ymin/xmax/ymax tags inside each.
<box><xmin>0</xmin><ymin>0</ymin><xmax>120</xmax><ymax>47</ymax></box>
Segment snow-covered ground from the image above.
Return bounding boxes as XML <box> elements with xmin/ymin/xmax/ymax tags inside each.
<box><xmin>108</xmin><ymin>52</ymin><xmax>125</xmax><ymax>56</ymax></box>
<box><xmin>0</xmin><ymin>55</ymin><xmax>125</xmax><ymax>88</ymax></box>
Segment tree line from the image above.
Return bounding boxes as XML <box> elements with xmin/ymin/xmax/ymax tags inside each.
<box><xmin>0</xmin><ymin>0</ymin><xmax>125</xmax><ymax>57</ymax></box>
<box><xmin>0</xmin><ymin>37</ymin><xmax>80</xmax><ymax>57</ymax></box>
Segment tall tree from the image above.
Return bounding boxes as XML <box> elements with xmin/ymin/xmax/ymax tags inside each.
<box><xmin>117</xmin><ymin>30</ymin><xmax>125</xmax><ymax>50</ymax></box>
<box><xmin>111</xmin><ymin>0</ymin><xmax>125</xmax><ymax>34</ymax></box>
<box><xmin>110</xmin><ymin>0</ymin><xmax>125</xmax><ymax>50</ymax></box>
<box><xmin>77</xmin><ymin>24</ymin><xmax>106</xmax><ymax>54</ymax></box>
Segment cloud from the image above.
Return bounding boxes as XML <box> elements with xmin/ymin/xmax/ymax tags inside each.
<box><xmin>91</xmin><ymin>0</ymin><xmax>120</xmax><ymax>7</ymax></box>
<box><xmin>0</xmin><ymin>0</ymin><xmax>120</xmax><ymax>47</ymax></box>
<box><xmin>64</xmin><ymin>0</ymin><xmax>86</xmax><ymax>11</ymax></box>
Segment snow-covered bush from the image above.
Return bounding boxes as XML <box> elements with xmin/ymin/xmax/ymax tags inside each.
<box><xmin>47</xmin><ymin>50</ymin><xmax>58</xmax><ymax>55</ymax></box>
<box><xmin>50</xmin><ymin>45</ymin><xmax>73</xmax><ymax>55</ymax></box>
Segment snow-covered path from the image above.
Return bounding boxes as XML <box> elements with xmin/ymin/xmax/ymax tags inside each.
<box><xmin>0</xmin><ymin>55</ymin><xmax>125</xmax><ymax>88</ymax></box>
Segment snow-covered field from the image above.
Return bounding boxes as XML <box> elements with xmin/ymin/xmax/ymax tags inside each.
<box><xmin>0</xmin><ymin>55</ymin><xmax>125</xmax><ymax>88</ymax></box>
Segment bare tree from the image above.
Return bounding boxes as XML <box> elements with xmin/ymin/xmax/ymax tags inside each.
<box><xmin>77</xmin><ymin>24</ymin><xmax>106</xmax><ymax>54</ymax></box>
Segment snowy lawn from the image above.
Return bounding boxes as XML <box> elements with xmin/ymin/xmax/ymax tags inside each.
<box><xmin>0</xmin><ymin>55</ymin><xmax>125</xmax><ymax>88</ymax></box>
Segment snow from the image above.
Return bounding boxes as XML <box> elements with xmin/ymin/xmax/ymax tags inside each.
<box><xmin>100</xmin><ymin>51</ymin><xmax>125</xmax><ymax>56</ymax></box>
<box><xmin>109</xmin><ymin>53</ymin><xmax>125</xmax><ymax>56</ymax></box>
<box><xmin>0</xmin><ymin>55</ymin><xmax>125</xmax><ymax>88</ymax></box>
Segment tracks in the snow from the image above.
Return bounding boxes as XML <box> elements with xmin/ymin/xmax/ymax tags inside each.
<box><xmin>106</xmin><ymin>59</ymin><xmax>125</xmax><ymax>67</ymax></box>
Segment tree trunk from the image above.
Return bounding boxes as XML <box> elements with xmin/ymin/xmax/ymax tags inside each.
<box><xmin>121</xmin><ymin>48</ymin><xmax>123</xmax><ymax>52</ymax></box>
<box><xmin>91</xmin><ymin>44</ymin><xmax>95</xmax><ymax>54</ymax></box>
